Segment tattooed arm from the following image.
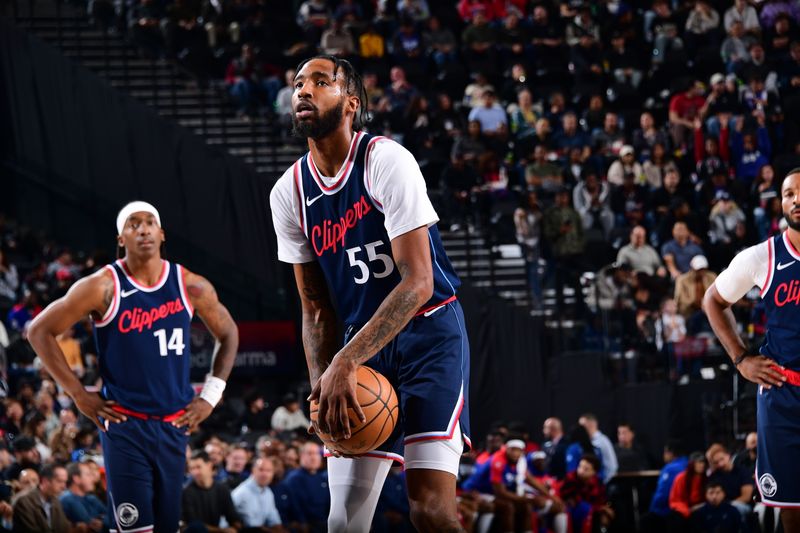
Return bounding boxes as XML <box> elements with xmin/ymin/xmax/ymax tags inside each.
<box><xmin>172</xmin><ymin>269</ymin><xmax>239</xmax><ymax>433</ymax></box>
<box><xmin>310</xmin><ymin>226</ymin><xmax>433</xmax><ymax>440</ymax></box>
<box><xmin>293</xmin><ymin>261</ymin><xmax>339</xmax><ymax>386</ymax></box>
<box><xmin>28</xmin><ymin>269</ymin><xmax>127</xmax><ymax>431</ymax></box>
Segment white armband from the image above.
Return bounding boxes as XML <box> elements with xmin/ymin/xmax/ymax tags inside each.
<box><xmin>199</xmin><ymin>374</ymin><xmax>226</xmax><ymax>407</ymax></box>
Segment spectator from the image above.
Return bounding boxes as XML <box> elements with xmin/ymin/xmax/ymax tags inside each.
<box><xmin>615</xmin><ymin>423</ymin><xmax>649</xmax><ymax>472</ymax></box>
<box><xmin>59</xmin><ymin>462</ymin><xmax>105</xmax><ymax>532</ymax></box>
<box><xmin>183</xmin><ymin>450</ymin><xmax>243</xmax><ymax>533</ymax></box>
<box><xmin>525</xmin><ymin>145</ymin><xmax>563</xmax><ymax>194</ymax></box>
<box><xmin>668</xmin><ymin>81</ymin><xmax>706</xmax><ymax>150</ymax></box>
<box><xmin>607</xmin><ymin>145</ymin><xmax>646</xmax><ymax>186</ymax></box>
<box><xmin>15</xmin><ymin>468</ymin><xmax>39</xmax><ymax>496</ymax></box>
<box><xmin>565</xmin><ymin>425</ymin><xmax>603</xmax><ymax>478</ymax></box>
<box><xmin>724</xmin><ymin>0</ymin><xmax>761</xmax><ymax>36</ymax></box>
<box><xmin>708</xmin><ymin>190</ymin><xmax>746</xmax><ymax>246</ymax></box>
<box><xmin>358</xmin><ymin>24</ymin><xmax>385</xmax><ymax>63</ymax></box>
<box><xmin>12</xmin><ymin>464</ymin><xmax>70</xmax><ymax>533</ymax></box>
<box><xmin>543</xmin><ymin>188</ymin><xmax>586</xmax><ymax>303</ymax></box>
<box><xmin>591</xmin><ymin>262</ymin><xmax>636</xmax><ymax>313</ymax></box>
<box><xmin>690</xmin><ymin>482</ymin><xmax>742</xmax><ymax>533</ymax></box>
<box><xmin>591</xmin><ymin>112</ymin><xmax>627</xmax><ymax>167</ymax></box>
<box><xmin>231</xmin><ymin>457</ymin><xmax>283</xmax><ymax>531</ymax></box>
<box><xmin>225</xmin><ymin>44</ymin><xmax>281</xmax><ymax>120</ymax></box>
<box><xmin>760</xmin><ymin>0</ymin><xmax>800</xmax><ymax>28</ymax></box>
<box><xmin>391</xmin><ymin>18</ymin><xmax>425</xmax><ymax>73</ymax></box>
<box><xmin>632</xmin><ymin>112</ymin><xmax>671</xmax><ymax>162</ymax></box>
<box><xmin>270</xmin><ymin>393</ymin><xmax>310</xmax><ymax>433</ymax></box>
<box><xmin>737</xmin><ymin>42</ymin><xmax>779</xmax><ymax>91</ymax></box>
<box><xmin>554</xmin><ymin>112</ymin><xmax>590</xmax><ymax>162</ymax></box>
<box><xmin>684</xmin><ymin>0</ymin><xmax>720</xmax><ymax>56</ymax></box>
<box><xmin>618</xmin><ymin>226</ymin><xmax>667</xmax><ymax>278</ymax></box>
<box><xmin>609</xmin><ymin>170</ymin><xmax>650</xmax><ymax>231</ymax></box>
<box><xmin>461</xmin><ymin>11</ymin><xmax>497</xmax><ymax>74</ymax></box>
<box><xmin>706</xmin><ymin>444</ymin><xmax>753</xmax><ymax>519</ymax></box>
<box><xmin>701</xmin><ymin>73</ymin><xmax>742</xmax><ymax>137</ymax></box>
<box><xmin>722</xmin><ymin>21</ymin><xmax>756</xmax><ymax>72</ymax></box>
<box><xmin>559</xmin><ymin>455</ymin><xmax>614</xmax><ymax>532</ymax></box>
<box><xmin>283</xmin><ymin>442</ymin><xmax>329</xmax><ymax>532</ymax></box>
<box><xmin>661</xmin><ymin>222</ymin><xmax>705</xmax><ymax>278</ymax></box>
<box><xmin>424</xmin><ymin>16</ymin><xmax>457</xmax><ymax>67</ymax></box>
<box><xmin>0</xmin><ymin>250</ymin><xmax>19</xmax><ymax>317</ymax></box>
<box><xmin>509</xmin><ymin>88</ymin><xmax>537</xmax><ymax>143</ymax></box>
<box><xmin>668</xmin><ymin>452</ymin><xmax>708</xmax><ymax>525</ymax></box>
<box><xmin>650</xmin><ymin>0</ymin><xmax>684</xmax><ymax>65</ymax></box>
<box><xmin>440</xmin><ymin>151</ymin><xmax>481</xmax><ymax>229</ymax></box>
<box><xmin>296</xmin><ymin>0</ymin><xmax>331</xmax><ymax>45</ymax></box>
<box><xmin>320</xmin><ymin>18</ymin><xmax>355</xmax><ymax>58</ymax></box>
<box><xmin>223</xmin><ymin>445</ymin><xmax>250</xmax><ymax>490</ymax></box>
<box><xmin>674</xmin><ymin>255</ymin><xmax>716</xmax><ymax>333</ymax></box>
<box><xmin>733</xmin><ymin>432</ymin><xmax>757</xmax><ymax>479</ymax></box>
<box><xmin>573</xmin><ymin>172</ymin><xmax>614</xmax><ymax>239</ymax></box>
<box><xmin>606</xmin><ymin>32</ymin><xmax>643</xmax><ymax>89</ymax></box>
<box><xmin>383</xmin><ymin>66</ymin><xmax>419</xmax><ymax>115</ymax></box>
<box><xmin>731</xmin><ymin>112</ymin><xmax>772</xmax><ymax>187</ymax></box>
<box><xmin>514</xmin><ymin>190</ymin><xmax>544</xmax><ymax>308</ymax></box>
<box><xmin>543</xmin><ymin>417</ymin><xmax>569</xmax><ymax>479</ymax></box>
<box><xmin>474</xmin><ymin>429</ymin><xmax>505</xmax><ymax>466</ymax></box>
<box><xmin>467</xmin><ymin>90</ymin><xmax>507</xmax><ymax>140</ymax></box>
<box><xmin>578</xmin><ymin>414</ymin><xmax>618</xmax><ymax>482</ymax></box>
<box><xmin>4</xmin><ymin>436</ymin><xmax>40</xmax><ymax>482</ymax></box>
<box><xmin>645</xmin><ymin>441</ymin><xmax>688</xmax><ymax>528</ymax></box>
<box><xmin>242</xmin><ymin>392</ymin><xmax>271</xmax><ymax>433</ymax></box>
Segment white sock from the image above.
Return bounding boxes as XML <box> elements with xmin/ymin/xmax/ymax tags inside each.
<box><xmin>553</xmin><ymin>512</ymin><xmax>568</xmax><ymax>533</ymax></box>
<box><xmin>476</xmin><ymin>513</ymin><xmax>494</xmax><ymax>533</ymax></box>
<box><xmin>327</xmin><ymin>455</ymin><xmax>392</xmax><ymax>533</ymax></box>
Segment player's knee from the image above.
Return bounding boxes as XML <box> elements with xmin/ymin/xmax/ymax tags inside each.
<box><xmin>409</xmin><ymin>495</ymin><xmax>460</xmax><ymax>532</ymax></box>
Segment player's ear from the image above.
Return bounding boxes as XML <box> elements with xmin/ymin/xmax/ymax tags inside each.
<box><xmin>116</xmin><ymin>234</ymin><xmax>124</xmax><ymax>248</ymax></box>
<box><xmin>348</xmin><ymin>94</ymin><xmax>360</xmax><ymax>116</ymax></box>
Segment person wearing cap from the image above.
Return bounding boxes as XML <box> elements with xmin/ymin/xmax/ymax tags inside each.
<box><xmin>27</xmin><ymin>201</ymin><xmax>239</xmax><ymax>533</ymax></box>
<box><xmin>490</xmin><ymin>439</ymin><xmax>568</xmax><ymax>533</ymax></box>
<box><xmin>700</xmin><ymin>71</ymin><xmax>742</xmax><ymax>138</ymax></box>
<box><xmin>607</xmin><ymin>145</ymin><xmax>645</xmax><ymax>187</ymax></box>
<box><xmin>270</xmin><ymin>392</ymin><xmax>311</xmax><ymax>433</ymax></box>
<box><xmin>674</xmin><ymin>255</ymin><xmax>716</xmax><ymax>330</ymax></box>
<box><xmin>703</xmin><ymin>168</ymin><xmax>800</xmax><ymax>531</ymax></box>
<box><xmin>709</xmin><ymin>190</ymin><xmax>746</xmax><ymax>250</ymax></box>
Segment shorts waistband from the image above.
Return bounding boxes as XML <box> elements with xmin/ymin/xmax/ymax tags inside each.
<box><xmin>111</xmin><ymin>405</ymin><xmax>185</xmax><ymax>422</ymax></box>
<box><xmin>777</xmin><ymin>366</ymin><xmax>800</xmax><ymax>386</ymax></box>
<box><xmin>414</xmin><ymin>296</ymin><xmax>458</xmax><ymax>317</ymax></box>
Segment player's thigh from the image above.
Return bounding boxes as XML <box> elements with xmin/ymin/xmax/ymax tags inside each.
<box><xmin>397</xmin><ymin>303</ymin><xmax>470</xmax><ymax>443</ymax></box>
<box><xmin>757</xmin><ymin>384</ymin><xmax>800</xmax><ymax>505</ymax></box>
<box><xmin>152</xmin><ymin>423</ymin><xmax>189</xmax><ymax>532</ymax></box>
<box><xmin>101</xmin><ymin>420</ymin><xmax>156</xmax><ymax>532</ymax></box>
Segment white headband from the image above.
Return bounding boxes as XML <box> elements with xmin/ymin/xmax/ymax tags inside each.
<box><xmin>506</xmin><ymin>439</ymin><xmax>526</xmax><ymax>450</ymax></box>
<box><xmin>116</xmin><ymin>201</ymin><xmax>162</xmax><ymax>235</ymax></box>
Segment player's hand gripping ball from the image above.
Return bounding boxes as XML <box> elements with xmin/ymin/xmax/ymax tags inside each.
<box><xmin>310</xmin><ymin>366</ymin><xmax>398</xmax><ymax>455</ymax></box>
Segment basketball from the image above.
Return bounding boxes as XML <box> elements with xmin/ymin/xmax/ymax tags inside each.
<box><xmin>310</xmin><ymin>366</ymin><xmax>398</xmax><ymax>455</ymax></box>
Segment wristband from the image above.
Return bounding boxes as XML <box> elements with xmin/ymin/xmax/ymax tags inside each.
<box><xmin>199</xmin><ymin>374</ymin><xmax>226</xmax><ymax>407</ymax></box>
<box><xmin>733</xmin><ymin>353</ymin><xmax>750</xmax><ymax>367</ymax></box>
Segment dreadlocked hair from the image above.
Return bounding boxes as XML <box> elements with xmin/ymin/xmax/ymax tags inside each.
<box><xmin>295</xmin><ymin>55</ymin><xmax>369</xmax><ymax>131</ymax></box>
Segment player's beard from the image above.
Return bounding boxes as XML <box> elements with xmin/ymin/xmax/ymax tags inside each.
<box><xmin>785</xmin><ymin>208</ymin><xmax>800</xmax><ymax>231</ymax></box>
<box><xmin>292</xmin><ymin>99</ymin><xmax>345</xmax><ymax>139</ymax></box>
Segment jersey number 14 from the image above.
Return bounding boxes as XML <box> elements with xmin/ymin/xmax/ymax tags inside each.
<box><xmin>345</xmin><ymin>240</ymin><xmax>395</xmax><ymax>284</ymax></box>
<box><xmin>153</xmin><ymin>328</ymin><xmax>186</xmax><ymax>356</ymax></box>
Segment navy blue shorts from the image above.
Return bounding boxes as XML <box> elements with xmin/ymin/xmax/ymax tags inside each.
<box><xmin>756</xmin><ymin>383</ymin><xmax>800</xmax><ymax>507</ymax></box>
<box><xmin>342</xmin><ymin>299</ymin><xmax>471</xmax><ymax>463</ymax></box>
<box><xmin>100</xmin><ymin>417</ymin><xmax>188</xmax><ymax>532</ymax></box>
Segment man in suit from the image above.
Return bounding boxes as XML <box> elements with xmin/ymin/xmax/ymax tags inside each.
<box><xmin>13</xmin><ymin>464</ymin><xmax>72</xmax><ymax>533</ymax></box>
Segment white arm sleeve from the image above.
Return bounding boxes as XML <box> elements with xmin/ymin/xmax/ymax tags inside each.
<box><xmin>714</xmin><ymin>240</ymin><xmax>770</xmax><ymax>303</ymax></box>
<box><xmin>269</xmin><ymin>167</ymin><xmax>315</xmax><ymax>264</ymax></box>
<box><xmin>366</xmin><ymin>139</ymin><xmax>439</xmax><ymax>240</ymax></box>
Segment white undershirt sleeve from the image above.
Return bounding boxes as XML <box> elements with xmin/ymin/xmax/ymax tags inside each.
<box><xmin>714</xmin><ymin>240</ymin><xmax>770</xmax><ymax>304</ymax></box>
<box><xmin>269</xmin><ymin>167</ymin><xmax>315</xmax><ymax>264</ymax></box>
<box><xmin>366</xmin><ymin>140</ymin><xmax>439</xmax><ymax>240</ymax></box>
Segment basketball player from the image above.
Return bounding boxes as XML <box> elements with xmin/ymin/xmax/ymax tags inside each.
<box><xmin>703</xmin><ymin>169</ymin><xmax>800</xmax><ymax>532</ymax></box>
<box><xmin>269</xmin><ymin>55</ymin><xmax>470</xmax><ymax>532</ymax></box>
<box><xmin>28</xmin><ymin>201</ymin><xmax>239</xmax><ymax>533</ymax></box>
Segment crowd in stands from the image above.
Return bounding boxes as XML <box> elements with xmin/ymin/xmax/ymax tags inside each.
<box><xmin>71</xmin><ymin>0</ymin><xmax>800</xmax><ymax>378</ymax></box>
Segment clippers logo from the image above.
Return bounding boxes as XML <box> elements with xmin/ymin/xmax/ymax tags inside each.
<box><xmin>773</xmin><ymin>280</ymin><xmax>800</xmax><ymax>307</ymax></box>
<box><xmin>759</xmin><ymin>473</ymin><xmax>778</xmax><ymax>498</ymax></box>
<box><xmin>118</xmin><ymin>297</ymin><xmax>185</xmax><ymax>333</ymax></box>
<box><xmin>310</xmin><ymin>195</ymin><xmax>372</xmax><ymax>257</ymax></box>
<box><xmin>116</xmin><ymin>502</ymin><xmax>139</xmax><ymax>527</ymax></box>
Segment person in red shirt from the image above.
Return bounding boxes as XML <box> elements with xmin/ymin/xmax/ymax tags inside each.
<box><xmin>559</xmin><ymin>454</ymin><xmax>614</xmax><ymax>533</ymax></box>
<box><xmin>669</xmin><ymin>452</ymin><xmax>708</xmax><ymax>526</ymax></box>
<box><xmin>669</xmin><ymin>81</ymin><xmax>707</xmax><ymax>151</ymax></box>
<box><xmin>474</xmin><ymin>429</ymin><xmax>505</xmax><ymax>466</ymax></box>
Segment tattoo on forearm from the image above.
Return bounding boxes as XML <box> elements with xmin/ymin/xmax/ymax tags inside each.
<box><xmin>298</xmin><ymin>263</ymin><xmax>337</xmax><ymax>383</ymax></box>
<box><xmin>300</xmin><ymin>263</ymin><xmax>328</xmax><ymax>302</ymax></box>
<box><xmin>339</xmin><ymin>260</ymin><xmax>423</xmax><ymax>364</ymax></box>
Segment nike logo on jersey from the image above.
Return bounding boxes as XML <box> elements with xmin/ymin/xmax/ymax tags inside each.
<box><xmin>778</xmin><ymin>261</ymin><xmax>796</xmax><ymax>271</ymax></box>
<box><xmin>306</xmin><ymin>193</ymin><xmax>325</xmax><ymax>207</ymax></box>
<box><xmin>121</xmin><ymin>288</ymin><xmax>139</xmax><ymax>298</ymax></box>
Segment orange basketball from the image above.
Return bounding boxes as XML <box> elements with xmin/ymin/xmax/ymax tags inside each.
<box><xmin>309</xmin><ymin>366</ymin><xmax>398</xmax><ymax>455</ymax></box>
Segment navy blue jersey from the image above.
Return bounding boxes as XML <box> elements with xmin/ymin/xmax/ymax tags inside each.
<box><xmin>760</xmin><ymin>232</ymin><xmax>800</xmax><ymax>368</ymax></box>
<box><xmin>93</xmin><ymin>260</ymin><xmax>195</xmax><ymax>415</ymax></box>
<box><xmin>293</xmin><ymin>131</ymin><xmax>460</xmax><ymax>326</ymax></box>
